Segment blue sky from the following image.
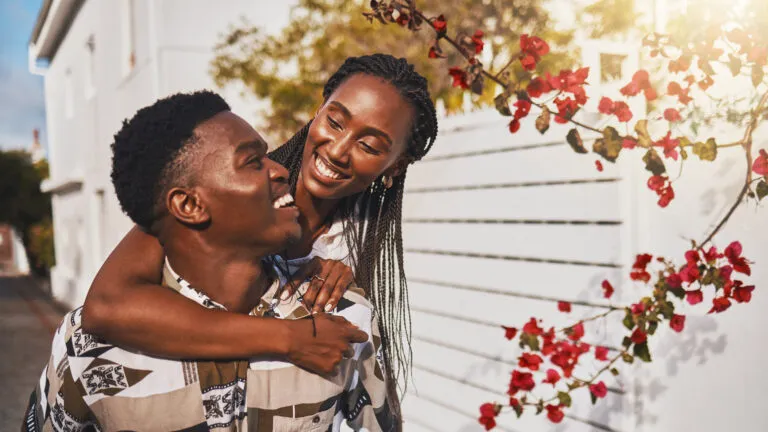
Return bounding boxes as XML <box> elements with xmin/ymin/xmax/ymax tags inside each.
<box><xmin>0</xmin><ymin>0</ymin><xmax>46</xmax><ymax>152</ymax></box>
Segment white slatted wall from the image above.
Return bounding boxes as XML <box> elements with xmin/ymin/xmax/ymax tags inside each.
<box><xmin>399</xmin><ymin>109</ymin><xmax>634</xmax><ymax>432</ymax></box>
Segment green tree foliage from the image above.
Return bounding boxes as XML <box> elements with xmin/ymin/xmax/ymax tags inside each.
<box><xmin>0</xmin><ymin>150</ymin><xmax>54</xmax><ymax>274</ymax></box>
<box><xmin>211</xmin><ymin>0</ymin><xmax>575</xmax><ymax>141</ymax></box>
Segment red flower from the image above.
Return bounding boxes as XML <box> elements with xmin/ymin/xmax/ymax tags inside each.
<box><xmin>725</xmin><ymin>241</ymin><xmax>751</xmax><ymax>275</ymax></box>
<box><xmin>522</xmin><ymin>317</ymin><xmax>543</xmax><ymax>336</ymax></box>
<box><xmin>686</xmin><ymin>289</ymin><xmax>704</xmax><ymax>305</ymax></box>
<box><xmin>623</xmin><ymin>137</ymin><xmax>638</xmax><ymax>149</ymax></box>
<box><xmin>708</xmin><ymin>297</ymin><xmax>732</xmax><ymax>314</ymax></box>
<box><xmin>558</xmin><ymin>301</ymin><xmax>571</xmax><ymax>313</ymax></box>
<box><xmin>630</xmin><ymin>328</ymin><xmax>647</xmax><ymax>344</ymax></box>
<box><xmin>513</xmin><ymin>99</ymin><xmax>532</xmax><ymax>119</ymax></box>
<box><xmin>670</xmin><ymin>314</ymin><xmax>685</xmax><ymax>332</ymax></box>
<box><xmin>613</xmin><ymin>101</ymin><xmax>633</xmax><ymax>122</ymax></box>
<box><xmin>508</xmin><ymin>118</ymin><xmax>521</xmax><ymax>133</ymax></box>
<box><xmin>595</xmin><ymin>346</ymin><xmax>609</xmax><ymax>361</ymax></box>
<box><xmin>544</xmin><ymin>368</ymin><xmax>561</xmax><ymax>386</ymax></box>
<box><xmin>621</xmin><ymin>70</ymin><xmax>656</xmax><ymax>101</ymax></box>
<box><xmin>647</xmin><ymin>175</ymin><xmax>666</xmax><ymax>191</ymax></box>
<box><xmin>698</xmin><ymin>76</ymin><xmax>714</xmax><ymax>91</ymax></box>
<box><xmin>630</xmin><ymin>269</ymin><xmax>651</xmax><ymax>282</ymax></box>
<box><xmin>754</xmin><ymin>149</ymin><xmax>768</xmax><ymax>176</ymax></box>
<box><xmin>567</xmin><ymin>322</ymin><xmax>585</xmax><ymax>341</ymax></box>
<box><xmin>448</xmin><ymin>67</ymin><xmax>469</xmax><ymax>89</ymax></box>
<box><xmin>595</xmin><ymin>160</ymin><xmax>604</xmax><ymax>172</ymax></box>
<box><xmin>634</xmin><ymin>253</ymin><xmax>653</xmax><ymax>269</ymax></box>
<box><xmin>664</xmin><ymin>108</ymin><xmax>682</xmax><ymax>122</ymax></box>
<box><xmin>719</xmin><ymin>265</ymin><xmax>734</xmax><ymax>282</ymax></box>
<box><xmin>665</xmin><ymin>273</ymin><xmax>682</xmax><ymax>288</ymax></box>
<box><xmin>589</xmin><ymin>381</ymin><xmax>608</xmax><ymax>399</ymax></box>
<box><xmin>679</xmin><ymin>263</ymin><xmax>700</xmax><ymax>283</ymax></box>
<box><xmin>598</xmin><ymin>97</ymin><xmax>615</xmax><ymax>114</ymax></box>
<box><xmin>428</xmin><ymin>45</ymin><xmax>444</xmax><ymax>59</ymax></box>
<box><xmin>510</xmin><ymin>370</ymin><xmax>536</xmax><ymax>392</ymax></box>
<box><xmin>518</xmin><ymin>353</ymin><xmax>543</xmax><ymax>371</ymax></box>
<box><xmin>657</xmin><ymin>185</ymin><xmax>675</xmax><ymax>208</ymax></box>
<box><xmin>668</xmin><ymin>81</ymin><xmax>683</xmax><ymax>96</ymax></box>
<box><xmin>526</xmin><ymin>77</ymin><xmax>552</xmax><ymax>98</ymax></box>
<box><xmin>478</xmin><ymin>403</ymin><xmax>498</xmax><ymax>431</ymax></box>
<box><xmin>703</xmin><ymin>246</ymin><xmax>721</xmax><ymax>262</ymax></box>
<box><xmin>630</xmin><ymin>302</ymin><xmax>645</xmax><ymax>315</ymax></box>
<box><xmin>553</xmin><ymin>97</ymin><xmax>578</xmax><ymax>123</ymax></box>
<box><xmin>685</xmin><ymin>249</ymin><xmax>700</xmax><ymax>264</ymax></box>
<box><xmin>431</xmin><ymin>15</ymin><xmax>447</xmax><ymax>33</ymax></box>
<box><xmin>732</xmin><ymin>285</ymin><xmax>755</xmax><ymax>303</ymax></box>
<box><xmin>519</xmin><ymin>34</ymin><xmax>550</xmax><ymax>71</ymax></box>
<box><xmin>655</xmin><ymin>131</ymin><xmax>680</xmax><ymax>161</ymax></box>
<box><xmin>601</xmin><ymin>280</ymin><xmax>614</xmax><ymax>298</ymax></box>
<box><xmin>502</xmin><ymin>326</ymin><xmax>518</xmax><ymax>340</ymax></box>
<box><xmin>545</xmin><ymin>404</ymin><xmax>565</xmax><ymax>423</ymax></box>
<box><xmin>471</xmin><ymin>29</ymin><xmax>484</xmax><ymax>54</ymax></box>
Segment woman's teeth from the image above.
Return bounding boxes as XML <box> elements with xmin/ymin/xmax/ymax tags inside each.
<box><xmin>273</xmin><ymin>193</ymin><xmax>295</xmax><ymax>209</ymax></box>
<box><xmin>315</xmin><ymin>155</ymin><xmax>343</xmax><ymax>180</ymax></box>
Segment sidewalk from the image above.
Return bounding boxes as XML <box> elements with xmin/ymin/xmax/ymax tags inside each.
<box><xmin>0</xmin><ymin>275</ymin><xmax>65</xmax><ymax>430</ymax></box>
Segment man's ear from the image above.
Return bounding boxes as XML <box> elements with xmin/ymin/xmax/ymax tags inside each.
<box><xmin>167</xmin><ymin>187</ymin><xmax>210</xmax><ymax>226</ymax></box>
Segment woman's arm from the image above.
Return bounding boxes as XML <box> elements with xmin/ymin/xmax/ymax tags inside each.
<box><xmin>80</xmin><ymin>226</ymin><xmax>367</xmax><ymax>369</ymax></box>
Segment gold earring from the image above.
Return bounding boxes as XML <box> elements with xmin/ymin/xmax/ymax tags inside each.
<box><xmin>382</xmin><ymin>176</ymin><xmax>393</xmax><ymax>189</ymax></box>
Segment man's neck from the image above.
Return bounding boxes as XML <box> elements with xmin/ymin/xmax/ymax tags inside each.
<box><xmin>162</xmin><ymin>234</ymin><xmax>271</xmax><ymax>314</ymax></box>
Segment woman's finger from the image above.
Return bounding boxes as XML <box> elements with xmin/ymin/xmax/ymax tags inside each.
<box><xmin>311</xmin><ymin>264</ymin><xmax>346</xmax><ymax>313</ymax></box>
<box><xmin>325</xmin><ymin>273</ymin><xmax>354</xmax><ymax>312</ymax></box>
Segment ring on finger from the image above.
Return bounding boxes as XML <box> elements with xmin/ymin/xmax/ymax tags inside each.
<box><xmin>312</xmin><ymin>275</ymin><xmax>326</xmax><ymax>282</ymax></box>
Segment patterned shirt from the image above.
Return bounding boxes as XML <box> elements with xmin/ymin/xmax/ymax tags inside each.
<box><xmin>23</xmin><ymin>261</ymin><xmax>396</xmax><ymax>432</ymax></box>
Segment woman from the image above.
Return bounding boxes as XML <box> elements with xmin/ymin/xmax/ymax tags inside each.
<box><xmin>82</xmin><ymin>53</ymin><xmax>438</xmax><ymax>414</ymax></box>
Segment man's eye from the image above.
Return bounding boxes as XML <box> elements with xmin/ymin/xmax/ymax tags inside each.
<box><xmin>248</xmin><ymin>157</ymin><xmax>263</xmax><ymax>169</ymax></box>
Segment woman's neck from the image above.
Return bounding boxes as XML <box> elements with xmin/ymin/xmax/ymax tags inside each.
<box><xmin>284</xmin><ymin>175</ymin><xmax>341</xmax><ymax>259</ymax></box>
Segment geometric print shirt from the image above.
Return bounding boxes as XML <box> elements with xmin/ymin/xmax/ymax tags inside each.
<box><xmin>23</xmin><ymin>260</ymin><xmax>396</xmax><ymax>432</ymax></box>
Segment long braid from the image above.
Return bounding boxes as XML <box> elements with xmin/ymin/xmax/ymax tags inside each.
<box><xmin>269</xmin><ymin>54</ymin><xmax>438</xmax><ymax>415</ymax></box>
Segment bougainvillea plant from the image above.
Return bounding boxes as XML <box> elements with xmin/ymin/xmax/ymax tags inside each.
<box><xmin>363</xmin><ymin>0</ymin><xmax>766</xmax><ymax>428</ymax></box>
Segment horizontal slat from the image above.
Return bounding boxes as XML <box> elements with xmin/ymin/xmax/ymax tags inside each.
<box><xmin>403</xmin><ymin>181</ymin><xmax>622</xmax><ymax>221</ymax></box>
<box><xmin>407</xmin><ymin>144</ymin><xmax>618</xmax><ymax>189</ymax></box>
<box><xmin>403</xmin><ymin>253</ymin><xmax>624</xmax><ymax>301</ymax></box>
<box><xmin>402</xmin><ymin>223</ymin><xmax>622</xmax><ymax>266</ymax></box>
<box><xmin>425</xmin><ymin>109</ymin><xmax>600</xmax><ymax>159</ymax></box>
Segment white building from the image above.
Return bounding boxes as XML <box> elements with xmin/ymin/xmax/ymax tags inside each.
<box><xmin>29</xmin><ymin>0</ymin><xmax>296</xmax><ymax>306</ymax></box>
<box><xmin>29</xmin><ymin>1</ymin><xmax>768</xmax><ymax>431</ymax></box>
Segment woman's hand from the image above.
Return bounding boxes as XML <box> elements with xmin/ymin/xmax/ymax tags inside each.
<box><xmin>283</xmin><ymin>257</ymin><xmax>356</xmax><ymax>313</ymax></box>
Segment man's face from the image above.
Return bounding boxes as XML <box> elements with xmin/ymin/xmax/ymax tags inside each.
<box><xmin>185</xmin><ymin>111</ymin><xmax>301</xmax><ymax>254</ymax></box>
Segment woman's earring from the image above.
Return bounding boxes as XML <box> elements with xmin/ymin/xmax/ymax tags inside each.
<box><xmin>382</xmin><ymin>175</ymin><xmax>393</xmax><ymax>189</ymax></box>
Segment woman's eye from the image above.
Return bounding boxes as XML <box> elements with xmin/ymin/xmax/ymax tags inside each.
<box><xmin>327</xmin><ymin>116</ymin><xmax>342</xmax><ymax>130</ymax></box>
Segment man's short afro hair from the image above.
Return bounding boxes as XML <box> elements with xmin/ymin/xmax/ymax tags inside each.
<box><xmin>111</xmin><ymin>90</ymin><xmax>230</xmax><ymax>230</ymax></box>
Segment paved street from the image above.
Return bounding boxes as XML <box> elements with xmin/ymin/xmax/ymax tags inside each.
<box><xmin>0</xmin><ymin>276</ymin><xmax>65</xmax><ymax>430</ymax></box>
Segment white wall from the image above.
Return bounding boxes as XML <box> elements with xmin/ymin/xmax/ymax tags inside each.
<box><xmin>40</xmin><ymin>0</ymin><xmax>297</xmax><ymax>307</ymax></box>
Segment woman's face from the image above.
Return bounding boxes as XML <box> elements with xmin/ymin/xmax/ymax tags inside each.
<box><xmin>299</xmin><ymin>73</ymin><xmax>415</xmax><ymax>200</ymax></box>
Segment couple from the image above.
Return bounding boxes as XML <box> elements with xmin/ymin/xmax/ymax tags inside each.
<box><xmin>24</xmin><ymin>53</ymin><xmax>438</xmax><ymax>431</ymax></box>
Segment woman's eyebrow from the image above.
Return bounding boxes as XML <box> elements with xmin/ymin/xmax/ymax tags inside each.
<box><xmin>328</xmin><ymin>101</ymin><xmax>393</xmax><ymax>147</ymax></box>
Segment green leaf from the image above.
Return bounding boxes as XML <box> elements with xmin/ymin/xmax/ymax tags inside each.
<box><xmin>753</xmin><ymin>64</ymin><xmax>765</xmax><ymax>88</ymax></box>
<box><xmin>634</xmin><ymin>120</ymin><xmax>652</xmax><ymax>148</ymax></box>
<box><xmin>494</xmin><ymin>92</ymin><xmax>512</xmax><ymax>116</ymax></box>
<box><xmin>728</xmin><ymin>55</ymin><xmax>742</xmax><ymax>77</ymax></box>
<box><xmin>669</xmin><ymin>287</ymin><xmax>685</xmax><ymax>300</ymax></box>
<box><xmin>535</xmin><ymin>109</ymin><xmax>551</xmax><ymax>134</ymax></box>
<box><xmin>622</xmin><ymin>311</ymin><xmax>635</xmax><ymax>330</ymax></box>
<box><xmin>567</xmin><ymin>381</ymin><xmax>582</xmax><ymax>390</ymax></box>
<box><xmin>756</xmin><ymin>180</ymin><xmax>768</xmax><ymax>201</ymax></box>
<box><xmin>692</xmin><ymin>138</ymin><xmax>717</xmax><ymax>161</ymax></box>
<box><xmin>593</xmin><ymin>126</ymin><xmax>623</xmax><ymax>162</ymax></box>
<box><xmin>622</xmin><ymin>352</ymin><xmax>635</xmax><ymax>364</ymax></box>
<box><xmin>610</xmin><ymin>368</ymin><xmax>620</xmax><ymax>376</ymax></box>
<box><xmin>512</xmin><ymin>401</ymin><xmax>524</xmax><ymax>417</ymax></box>
<box><xmin>622</xmin><ymin>336</ymin><xmax>632</xmax><ymax>348</ymax></box>
<box><xmin>590</xmin><ymin>391</ymin><xmax>598</xmax><ymax>405</ymax></box>
<box><xmin>643</xmin><ymin>148</ymin><xmax>666</xmax><ymax>176</ymax></box>
<box><xmin>535</xmin><ymin>400</ymin><xmax>544</xmax><ymax>415</ymax></box>
<box><xmin>647</xmin><ymin>321</ymin><xmax>659</xmax><ymax>336</ymax></box>
<box><xmin>658</xmin><ymin>299</ymin><xmax>675</xmax><ymax>318</ymax></box>
<box><xmin>567</xmin><ymin>128</ymin><xmax>588</xmax><ymax>154</ymax></box>
<box><xmin>519</xmin><ymin>333</ymin><xmax>541</xmax><ymax>351</ymax></box>
<box><xmin>633</xmin><ymin>342</ymin><xmax>652</xmax><ymax>362</ymax></box>
<box><xmin>557</xmin><ymin>391</ymin><xmax>572</xmax><ymax>407</ymax></box>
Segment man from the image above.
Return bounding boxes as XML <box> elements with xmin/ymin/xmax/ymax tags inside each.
<box><xmin>23</xmin><ymin>91</ymin><xmax>396</xmax><ymax>431</ymax></box>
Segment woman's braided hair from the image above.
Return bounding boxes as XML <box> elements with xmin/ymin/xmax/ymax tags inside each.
<box><xmin>268</xmin><ymin>54</ymin><xmax>438</xmax><ymax>408</ymax></box>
